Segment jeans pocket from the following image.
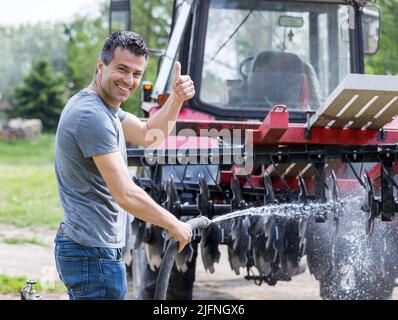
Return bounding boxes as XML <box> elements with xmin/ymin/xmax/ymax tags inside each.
<box><xmin>100</xmin><ymin>259</ymin><xmax>127</xmax><ymax>300</ymax></box>
<box><xmin>97</xmin><ymin>247</ymin><xmax>122</xmax><ymax>262</ymax></box>
<box><xmin>56</xmin><ymin>256</ymin><xmax>89</xmax><ymax>298</ymax></box>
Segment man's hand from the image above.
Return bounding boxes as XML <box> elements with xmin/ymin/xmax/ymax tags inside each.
<box><xmin>172</xmin><ymin>61</ymin><xmax>195</xmax><ymax>104</ymax></box>
<box><xmin>168</xmin><ymin>220</ymin><xmax>193</xmax><ymax>252</ymax></box>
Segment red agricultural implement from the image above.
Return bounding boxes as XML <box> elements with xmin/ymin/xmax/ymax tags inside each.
<box><xmin>118</xmin><ymin>0</ymin><xmax>398</xmax><ymax>299</ymax></box>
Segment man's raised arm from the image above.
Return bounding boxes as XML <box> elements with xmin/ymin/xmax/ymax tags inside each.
<box><xmin>121</xmin><ymin>61</ymin><xmax>195</xmax><ymax>148</ymax></box>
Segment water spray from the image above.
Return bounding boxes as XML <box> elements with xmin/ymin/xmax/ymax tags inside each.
<box><xmin>154</xmin><ymin>199</ymin><xmax>344</xmax><ymax>300</ymax></box>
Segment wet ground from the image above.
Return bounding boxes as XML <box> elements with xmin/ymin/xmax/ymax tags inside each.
<box><xmin>0</xmin><ymin>223</ymin><xmax>397</xmax><ymax>300</ymax></box>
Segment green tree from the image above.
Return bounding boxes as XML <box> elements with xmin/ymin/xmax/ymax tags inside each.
<box><xmin>11</xmin><ymin>59</ymin><xmax>66</xmax><ymax>131</ymax></box>
<box><xmin>0</xmin><ymin>23</ymin><xmax>68</xmax><ymax>104</ymax></box>
<box><xmin>365</xmin><ymin>1</ymin><xmax>398</xmax><ymax>75</ymax></box>
<box><xmin>131</xmin><ymin>0</ymin><xmax>173</xmax><ymax>52</ymax></box>
<box><xmin>64</xmin><ymin>14</ymin><xmax>108</xmax><ymax>94</ymax></box>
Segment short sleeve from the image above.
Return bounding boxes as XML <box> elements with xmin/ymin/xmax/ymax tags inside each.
<box><xmin>75</xmin><ymin>110</ymin><xmax>119</xmax><ymax>158</ymax></box>
<box><xmin>118</xmin><ymin>108</ymin><xmax>127</xmax><ymax>122</ymax></box>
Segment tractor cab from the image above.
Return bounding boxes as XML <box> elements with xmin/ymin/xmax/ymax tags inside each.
<box><xmin>148</xmin><ymin>0</ymin><xmax>380</xmax><ymax>122</ymax></box>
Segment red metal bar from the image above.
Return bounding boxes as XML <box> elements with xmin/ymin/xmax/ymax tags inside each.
<box><xmin>172</xmin><ymin>114</ymin><xmax>398</xmax><ymax>146</ymax></box>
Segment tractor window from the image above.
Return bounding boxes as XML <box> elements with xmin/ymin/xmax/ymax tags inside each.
<box><xmin>199</xmin><ymin>0</ymin><xmax>351</xmax><ymax>113</ymax></box>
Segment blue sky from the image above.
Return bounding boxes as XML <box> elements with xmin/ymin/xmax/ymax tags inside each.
<box><xmin>0</xmin><ymin>0</ymin><xmax>102</xmax><ymax>26</ymax></box>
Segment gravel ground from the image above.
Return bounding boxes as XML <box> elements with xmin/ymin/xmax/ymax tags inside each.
<box><xmin>0</xmin><ymin>223</ymin><xmax>397</xmax><ymax>300</ymax></box>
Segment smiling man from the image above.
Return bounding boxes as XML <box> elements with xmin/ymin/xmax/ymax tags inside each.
<box><xmin>53</xmin><ymin>31</ymin><xmax>195</xmax><ymax>300</ymax></box>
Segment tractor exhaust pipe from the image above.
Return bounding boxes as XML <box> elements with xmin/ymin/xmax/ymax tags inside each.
<box><xmin>154</xmin><ymin>216</ymin><xmax>212</xmax><ymax>300</ymax></box>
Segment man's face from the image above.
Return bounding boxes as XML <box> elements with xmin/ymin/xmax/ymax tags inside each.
<box><xmin>97</xmin><ymin>47</ymin><xmax>146</xmax><ymax>107</ymax></box>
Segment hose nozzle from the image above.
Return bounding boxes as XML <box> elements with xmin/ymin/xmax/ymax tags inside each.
<box><xmin>186</xmin><ymin>216</ymin><xmax>212</xmax><ymax>230</ymax></box>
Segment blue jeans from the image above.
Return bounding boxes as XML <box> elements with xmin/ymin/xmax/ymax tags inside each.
<box><xmin>54</xmin><ymin>230</ymin><xmax>127</xmax><ymax>300</ymax></box>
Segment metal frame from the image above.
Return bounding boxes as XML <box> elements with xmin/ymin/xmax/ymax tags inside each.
<box><xmin>128</xmin><ymin>144</ymin><xmax>398</xmax><ymax>167</ymax></box>
<box><xmin>128</xmin><ymin>142</ymin><xmax>398</xmax><ymax>221</ymax></box>
<box><xmin>152</xmin><ymin>0</ymin><xmax>194</xmax><ymax>97</ymax></box>
<box><xmin>128</xmin><ymin>102</ymin><xmax>398</xmax><ymax>222</ymax></box>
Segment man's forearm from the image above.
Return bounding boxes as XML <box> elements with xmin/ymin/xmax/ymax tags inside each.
<box><xmin>145</xmin><ymin>93</ymin><xmax>182</xmax><ymax>147</ymax></box>
<box><xmin>118</xmin><ymin>184</ymin><xmax>180</xmax><ymax>231</ymax></box>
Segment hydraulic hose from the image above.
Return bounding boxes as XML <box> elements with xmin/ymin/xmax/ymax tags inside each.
<box><xmin>154</xmin><ymin>216</ymin><xmax>212</xmax><ymax>300</ymax></box>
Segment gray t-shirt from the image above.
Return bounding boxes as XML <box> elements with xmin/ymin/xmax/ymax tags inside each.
<box><xmin>54</xmin><ymin>90</ymin><xmax>128</xmax><ymax>248</ymax></box>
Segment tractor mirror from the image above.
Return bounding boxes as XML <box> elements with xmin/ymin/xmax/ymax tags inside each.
<box><xmin>109</xmin><ymin>0</ymin><xmax>131</xmax><ymax>34</ymax></box>
<box><xmin>278</xmin><ymin>15</ymin><xmax>304</xmax><ymax>28</ymax></box>
<box><xmin>362</xmin><ymin>5</ymin><xmax>380</xmax><ymax>55</ymax></box>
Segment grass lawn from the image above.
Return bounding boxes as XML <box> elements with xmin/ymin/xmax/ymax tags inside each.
<box><xmin>3</xmin><ymin>236</ymin><xmax>49</xmax><ymax>247</ymax></box>
<box><xmin>0</xmin><ymin>274</ymin><xmax>66</xmax><ymax>294</ymax></box>
<box><xmin>0</xmin><ymin>134</ymin><xmax>62</xmax><ymax>228</ymax></box>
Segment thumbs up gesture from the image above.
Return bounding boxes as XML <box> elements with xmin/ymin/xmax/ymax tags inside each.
<box><xmin>172</xmin><ymin>61</ymin><xmax>195</xmax><ymax>104</ymax></box>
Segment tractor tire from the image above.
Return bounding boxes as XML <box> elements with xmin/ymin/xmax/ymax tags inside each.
<box><xmin>317</xmin><ymin>239</ymin><xmax>395</xmax><ymax>300</ymax></box>
<box><xmin>131</xmin><ymin>242</ymin><xmax>198</xmax><ymax>300</ymax></box>
<box><xmin>306</xmin><ymin>208</ymin><xmax>398</xmax><ymax>300</ymax></box>
<box><xmin>319</xmin><ymin>266</ymin><xmax>395</xmax><ymax>300</ymax></box>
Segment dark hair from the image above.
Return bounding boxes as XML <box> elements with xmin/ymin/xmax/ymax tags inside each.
<box><xmin>100</xmin><ymin>31</ymin><xmax>149</xmax><ymax>65</ymax></box>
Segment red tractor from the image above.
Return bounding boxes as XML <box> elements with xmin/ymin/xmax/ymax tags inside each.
<box><xmin>122</xmin><ymin>0</ymin><xmax>398</xmax><ymax>299</ymax></box>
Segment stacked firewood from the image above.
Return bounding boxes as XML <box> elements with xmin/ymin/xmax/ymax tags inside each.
<box><xmin>0</xmin><ymin>118</ymin><xmax>42</xmax><ymax>140</ymax></box>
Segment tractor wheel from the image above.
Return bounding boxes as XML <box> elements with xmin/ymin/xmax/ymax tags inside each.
<box><xmin>316</xmin><ymin>237</ymin><xmax>395</xmax><ymax>300</ymax></box>
<box><xmin>131</xmin><ymin>242</ymin><xmax>198</xmax><ymax>300</ymax></box>
<box><xmin>319</xmin><ymin>266</ymin><xmax>395</xmax><ymax>300</ymax></box>
<box><xmin>306</xmin><ymin>209</ymin><xmax>397</xmax><ymax>300</ymax></box>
